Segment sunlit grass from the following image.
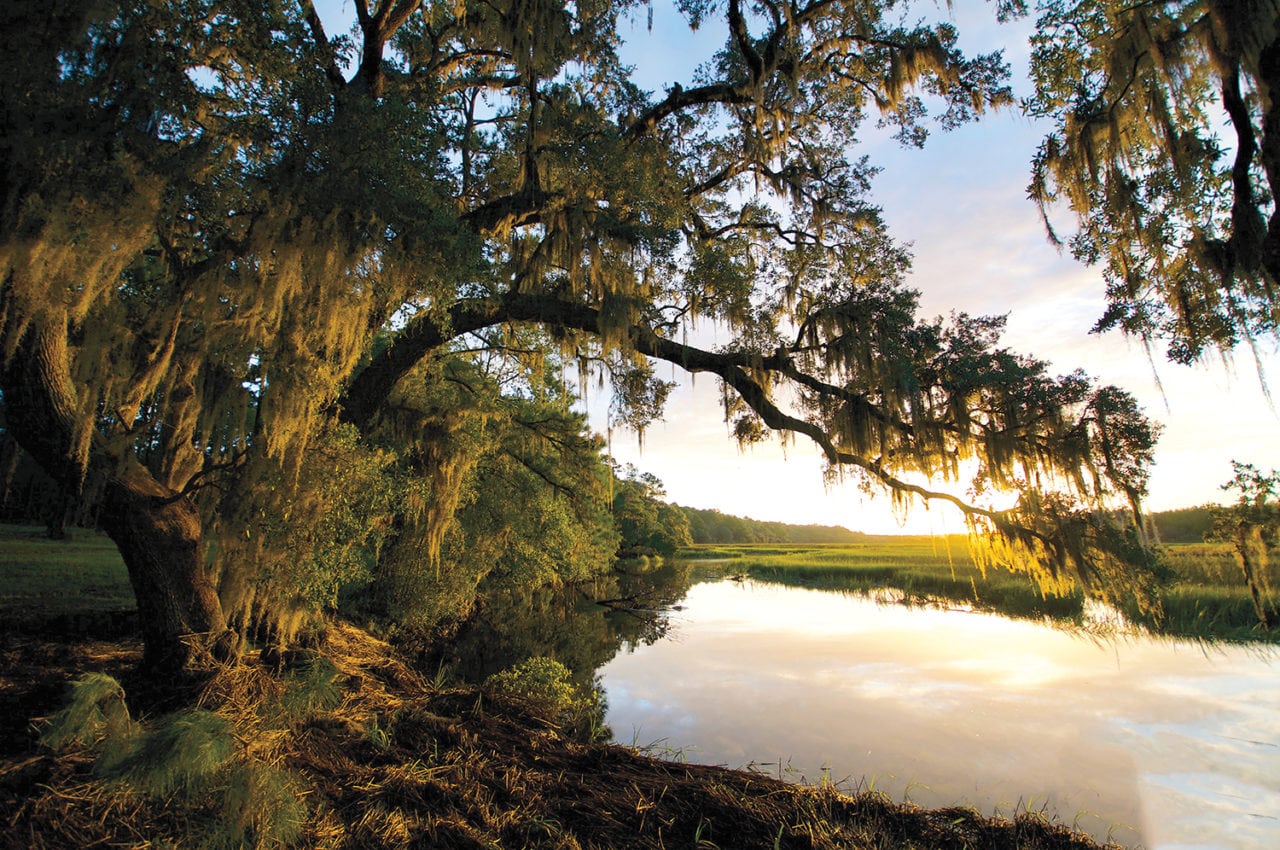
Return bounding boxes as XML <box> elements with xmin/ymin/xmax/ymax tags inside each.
<box><xmin>688</xmin><ymin>537</ymin><xmax>1088</xmax><ymax>624</ymax></box>
<box><xmin>685</xmin><ymin>538</ymin><xmax>1280</xmax><ymax>642</ymax></box>
<box><xmin>1136</xmin><ymin>542</ymin><xmax>1279</xmax><ymax>643</ymax></box>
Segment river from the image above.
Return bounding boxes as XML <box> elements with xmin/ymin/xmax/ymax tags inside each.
<box><xmin>597</xmin><ymin>578</ymin><xmax>1280</xmax><ymax>850</ymax></box>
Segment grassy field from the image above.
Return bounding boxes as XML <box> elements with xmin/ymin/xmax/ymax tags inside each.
<box><xmin>0</xmin><ymin>525</ymin><xmax>134</xmax><ymax>627</ymax></box>
<box><xmin>685</xmin><ymin>537</ymin><xmax>1280</xmax><ymax>642</ymax></box>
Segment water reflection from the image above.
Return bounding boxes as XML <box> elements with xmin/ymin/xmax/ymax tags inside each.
<box><xmin>418</xmin><ymin>559</ymin><xmax>697</xmax><ymax>685</ymax></box>
<box><xmin>599</xmin><ymin>580</ymin><xmax>1280</xmax><ymax>850</ymax></box>
<box><xmin>431</xmin><ymin>564</ymin><xmax>1279</xmax><ymax>849</ymax></box>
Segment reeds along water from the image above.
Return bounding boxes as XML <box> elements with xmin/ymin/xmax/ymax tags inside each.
<box><xmin>717</xmin><ymin>539</ymin><xmax>1089</xmax><ymax>624</ymax></box>
<box><xmin>688</xmin><ymin>539</ymin><xmax>1279</xmax><ymax>643</ymax></box>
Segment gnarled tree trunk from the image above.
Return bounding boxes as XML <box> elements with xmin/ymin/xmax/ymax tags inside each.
<box><xmin>98</xmin><ymin>458</ymin><xmax>229</xmax><ymax>669</ymax></box>
<box><xmin>1</xmin><ymin>315</ymin><xmax>227</xmax><ymax>672</ymax></box>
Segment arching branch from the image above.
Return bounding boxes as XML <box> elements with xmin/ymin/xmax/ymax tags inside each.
<box><xmin>624</xmin><ymin>83</ymin><xmax>757</xmax><ymax>140</ymax></box>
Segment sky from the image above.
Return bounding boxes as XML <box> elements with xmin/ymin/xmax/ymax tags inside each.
<box><xmin>586</xmin><ymin>2</ymin><xmax>1280</xmax><ymax>534</ymax></box>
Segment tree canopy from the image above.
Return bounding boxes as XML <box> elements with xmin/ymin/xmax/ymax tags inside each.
<box><xmin>0</xmin><ymin>0</ymin><xmax>1186</xmax><ymax>667</ymax></box>
<box><xmin>1026</xmin><ymin>0</ymin><xmax>1280</xmax><ymax>362</ymax></box>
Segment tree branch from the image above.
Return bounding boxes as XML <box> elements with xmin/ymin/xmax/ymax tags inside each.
<box><xmin>339</xmin><ymin>293</ymin><xmax>1007</xmax><ymax>530</ymax></box>
<box><xmin>298</xmin><ymin>0</ymin><xmax>347</xmax><ymax>87</ymax></box>
<box><xmin>624</xmin><ymin>83</ymin><xmax>756</xmax><ymax>140</ymax></box>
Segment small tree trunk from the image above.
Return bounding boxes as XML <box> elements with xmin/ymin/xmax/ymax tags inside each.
<box><xmin>98</xmin><ymin>458</ymin><xmax>230</xmax><ymax>671</ymax></box>
<box><xmin>1235</xmin><ymin>526</ymin><xmax>1274</xmax><ymax>631</ymax></box>
<box><xmin>0</xmin><ymin>433</ymin><xmax>20</xmax><ymax>517</ymax></box>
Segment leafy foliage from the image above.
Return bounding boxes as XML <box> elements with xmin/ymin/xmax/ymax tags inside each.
<box><xmin>613</xmin><ymin>465</ymin><xmax>694</xmax><ymax>557</ymax></box>
<box><xmin>681</xmin><ymin>505</ymin><xmax>863</xmax><ymax>544</ymax></box>
<box><xmin>483</xmin><ymin>655</ymin><xmax>606</xmax><ymax>739</ymax></box>
<box><xmin>371</xmin><ymin>351</ymin><xmax>619</xmax><ymax>630</ymax></box>
<box><xmin>211</xmin><ymin>422</ymin><xmax>403</xmax><ymax>634</ymax></box>
<box><xmin>1026</xmin><ymin>0</ymin><xmax>1280</xmax><ymax>361</ymax></box>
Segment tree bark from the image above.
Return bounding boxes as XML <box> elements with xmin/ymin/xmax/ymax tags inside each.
<box><xmin>98</xmin><ymin>458</ymin><xmax>229</xmax><ymax>669</ymax></box>
<box><xmin>1257</xmin><ymin>35</ymin><xmax>1280</xmax><ymax>289</ymax></box>
<box><xmin>1</xmin><ymin>317</ymin><xmax>227</xmax><ymax>671</ymax></box>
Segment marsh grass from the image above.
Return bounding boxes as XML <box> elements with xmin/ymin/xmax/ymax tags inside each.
<box><xmin>696</xmin><ymin>538</ymin><xmax>1089</xmax><ymax>624</ymax></box>
<box><xmin>1134</xmin><ymin>542</ymin><xmax>1280</xmax><ymax>642</ymax></box>
<box><xmin>688</xmin><ymin>538</ymin><xmax>1280</xmax><ymax>642</ymax></box>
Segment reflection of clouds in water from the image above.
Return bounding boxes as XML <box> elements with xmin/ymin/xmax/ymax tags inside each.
<box><xmin>600</xmin><ymin>580</ymin><xmax>1280</xmax><ymax>849</ymax></box>
<box><xmin>821</xmin><ymin>665</ymin><xmax>981</xmax><ymax>712</ymax></box>
<box><xmin>1140</xmin><ymin>770</ymin><xmax>1280</xmax><ymax>849</ymax></box>
<box><xmin>934</xmin><ymin>653</ymin><xmax>1071</xmax><ymax>690</ymax></box>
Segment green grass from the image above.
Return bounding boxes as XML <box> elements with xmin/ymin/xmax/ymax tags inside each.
<box><xmin>684</xmin><ymin>538</ymin><xmax>1280</xmax><ymax>642</ymax></box>
<box><xmin>1136</xmin><ymin>542</ymin><xmax>1279</xmax><ymax>643</ymax></box>
<box><xmin>0</xmin><ymin>524</ymin><xmax>134</xmax><ymax>622</ymax></box>
<box><xmin>688</xmin><ymin>537</ymin><xmax>1089</xmax><ymax>624</ymax></box>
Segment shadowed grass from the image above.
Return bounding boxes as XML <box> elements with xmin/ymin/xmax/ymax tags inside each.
<box><xmin>0</xmin><ymin>526</ymin><xmax>134</xmax><ymax>633</ymax></box>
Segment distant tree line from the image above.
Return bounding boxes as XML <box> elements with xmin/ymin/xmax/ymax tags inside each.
<box><xmin>677</xmin><ymin>505</ymin><xmax>864</xmax><ymax>545</ymax></box>
<box><xmin>1150</xmin><ymin>507</ymin><xmax>1216</xmax><ymax>545</ymax></box>
<box><xmin>678</xmin><ymin>504</ymin><xmax>1221</xmax><ymax>547</ymax></box>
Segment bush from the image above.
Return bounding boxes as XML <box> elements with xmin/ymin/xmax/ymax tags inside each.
<box><xmin>484</xmin><ymin>657</ymin><xmax>608</xmax><ymax>741</ymax></box>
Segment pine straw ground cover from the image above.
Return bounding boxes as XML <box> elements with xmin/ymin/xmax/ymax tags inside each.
<box><xmin>1</xmin><ymin>622</ymin><xmax>1123</xmax><ymax>850</ymax></box>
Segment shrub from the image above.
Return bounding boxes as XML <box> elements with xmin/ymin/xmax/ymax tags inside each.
<box><xmin>483</xmin><ymin>656</ymin><xmax>608</xmax><ymax>740</ymax></box>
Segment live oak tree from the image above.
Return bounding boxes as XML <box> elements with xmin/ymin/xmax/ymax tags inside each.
<box><xmin>1026</xmin><ymin>0</ymin><xmax>1280</xmax><ymax>362</ymax></box>
<box><xmin>2</xmin><ymin>0</ymin><xmax>1161</xmax><ymax>671</ymax></box>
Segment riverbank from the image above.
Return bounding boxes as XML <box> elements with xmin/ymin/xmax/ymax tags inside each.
<box><xmin>0</xmin><ymin>525</ymin><xmax>1124</xmax><ymax>848</ymax></box>
<box><xmin>0</xmin><ymin>618</ymin><xmax>1122</xmax><ymax>849</ymax></box>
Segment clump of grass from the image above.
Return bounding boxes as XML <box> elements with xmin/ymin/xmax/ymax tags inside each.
<box><xmin>211</xmin><ymin>761</ymin><xmax>307</xmax><ymax>850</ymax></box>
<box><xmin>276</xmin><ymin>656</ymin><xmax>345</xmax><ymax>723</ymax></box>
<box><xmin>95</xmin><ymin>709</ymin><xmax>236</xmax><ymax>795</ymax></box>
<box><xmin>40</xmin><ymin>672</ymin><xmax>138</xmax><ymax>750</ymax></box>
<box><xmin>35</xmin><ymin>662</ymin><xmax>309</xmax><ymax>849</ymax></box>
